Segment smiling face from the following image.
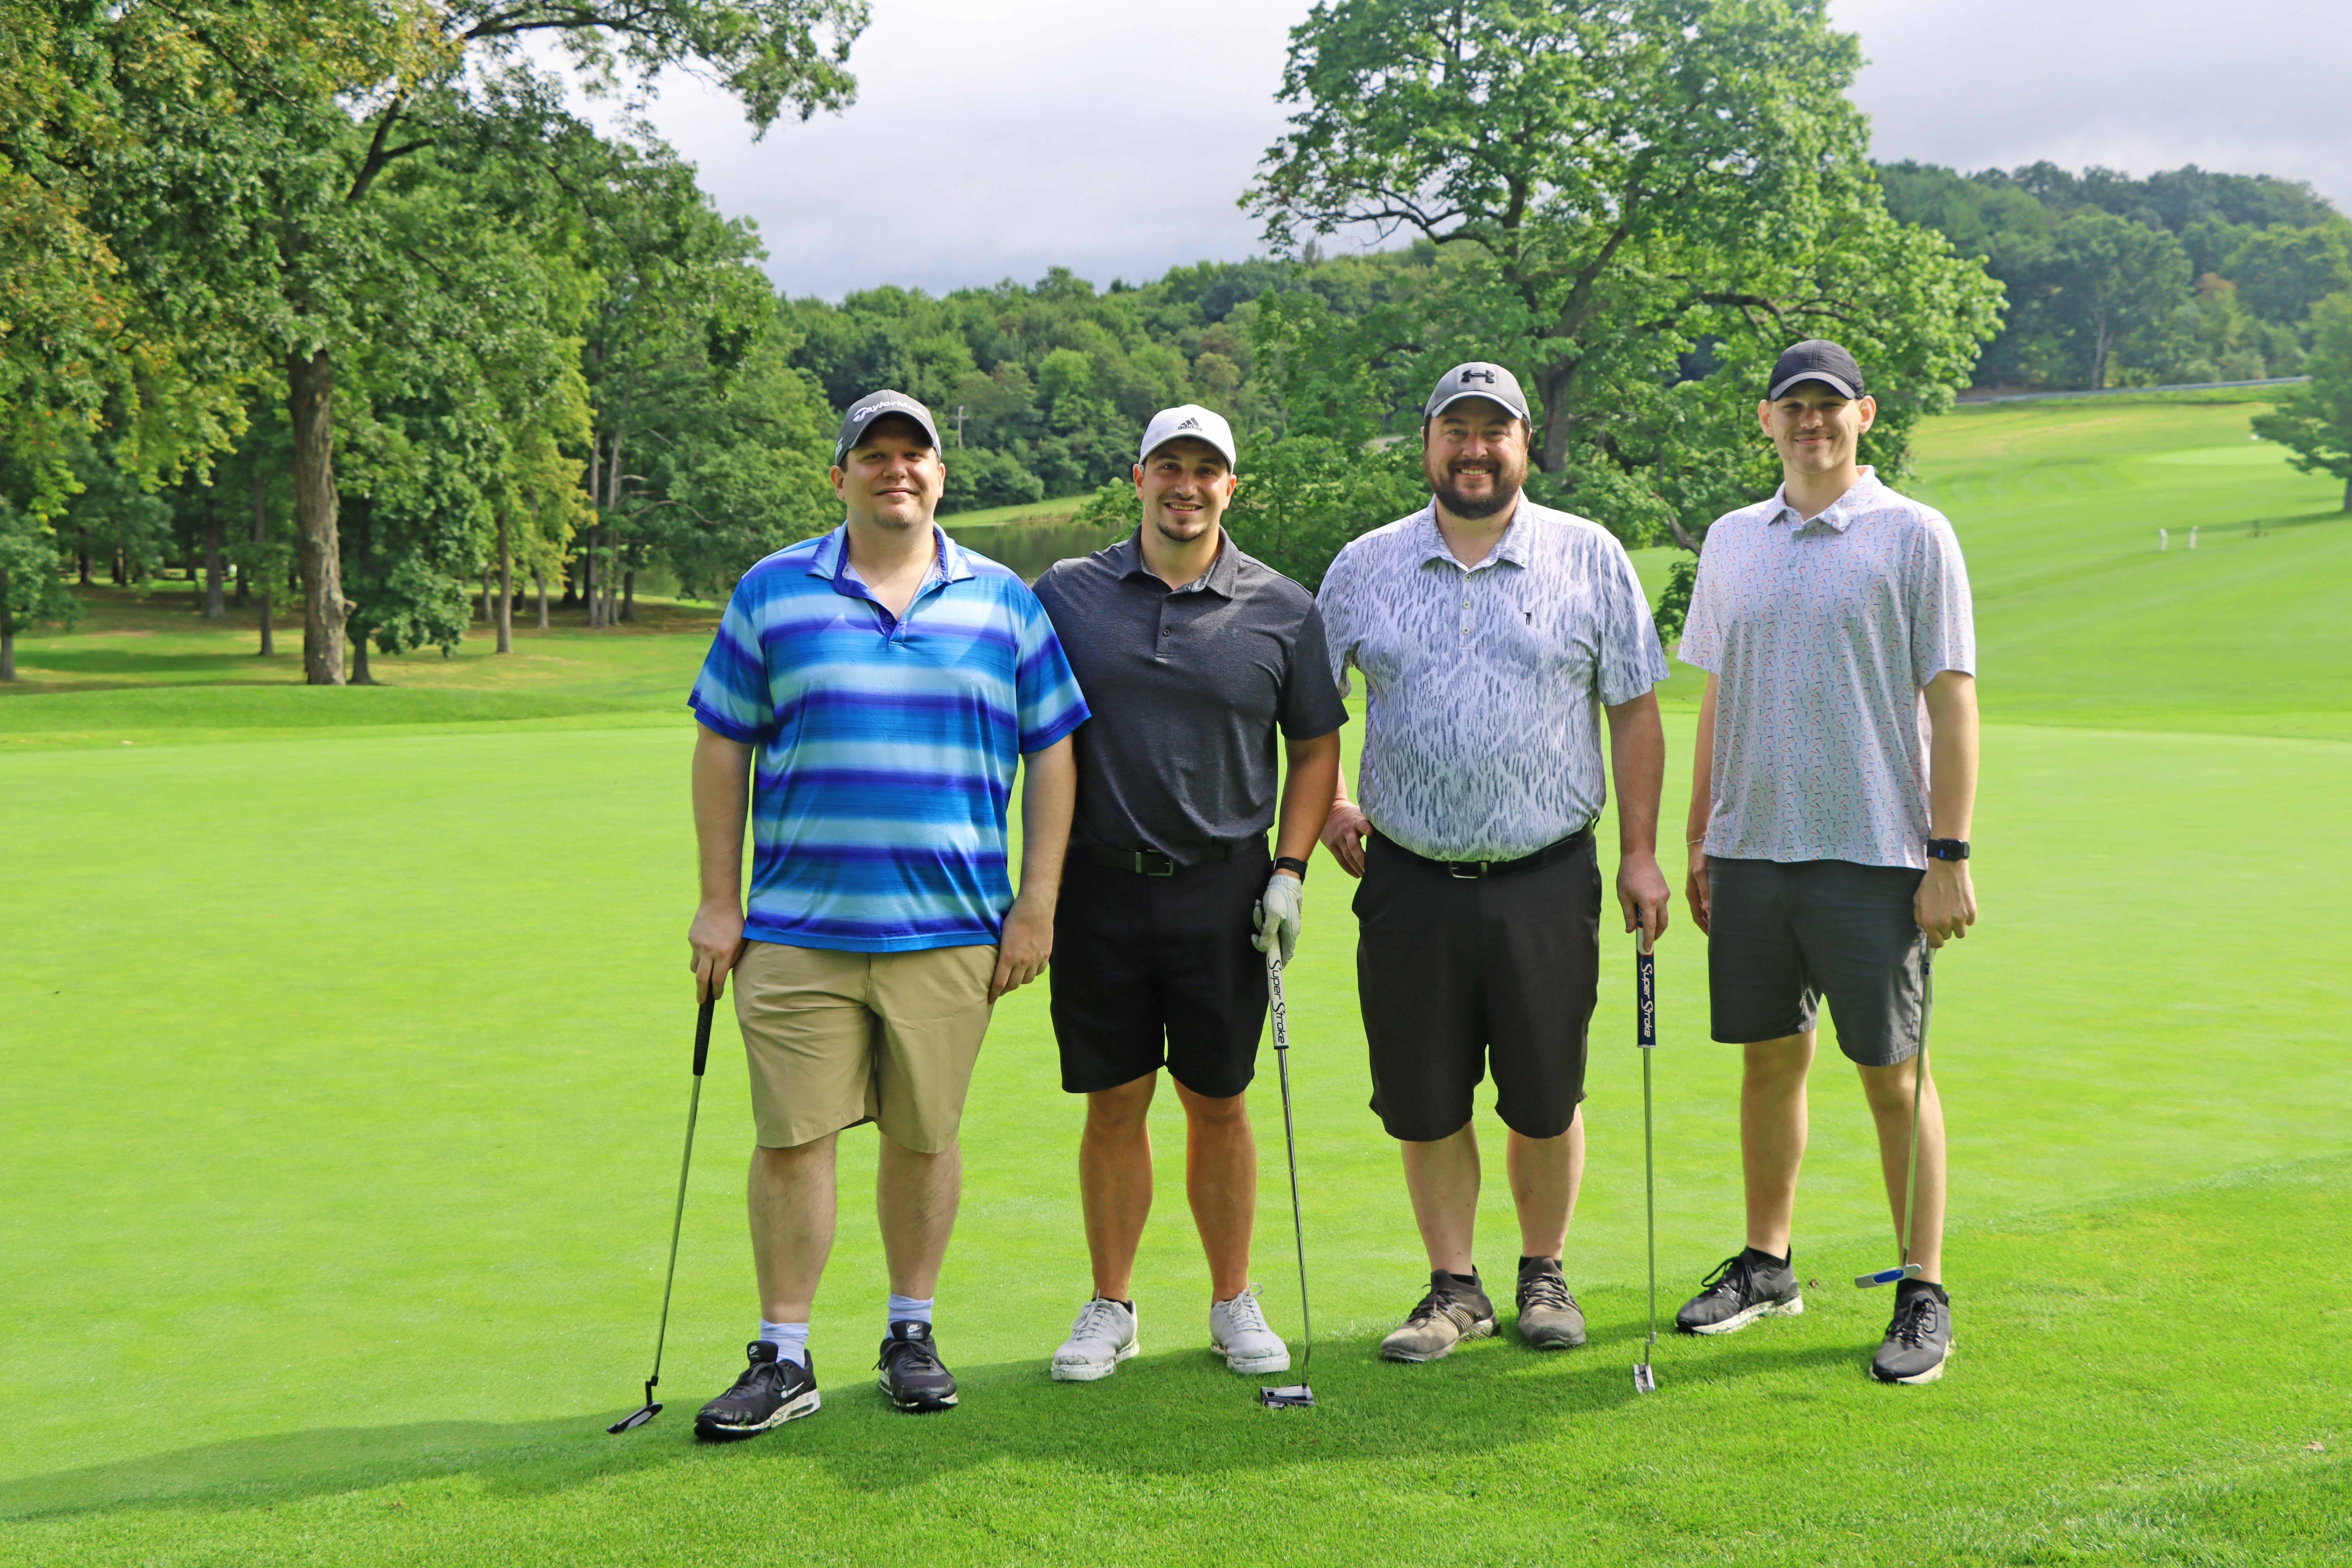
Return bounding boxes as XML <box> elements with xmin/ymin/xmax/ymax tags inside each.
<box><xmin>1134</xmin><ymin>437</ymin><xmax>1236</xmax><ymax>545</ymax></box>
<box><xmin>1423</xmin><ymin>397</ymin><xmax>1529</xmax><ymax>520</ymax></box>
<box><xmin>831</xmin><ymin>415</ymin><xmax>944</xmax><ymax>531</ymax></box>
<box><xmin>1759</xmin><ymin>383</ymin><xmax>1877</xmax><ymax>478</ymax></box>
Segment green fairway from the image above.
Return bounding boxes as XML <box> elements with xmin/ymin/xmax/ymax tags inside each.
<box><xmin>3</xmin><ymin>401</ymin><xmax>2347</xmax><ymax>1565</ymax></box>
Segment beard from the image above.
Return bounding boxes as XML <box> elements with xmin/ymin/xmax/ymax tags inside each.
<box><xmin>1426</xmin><ymin>453</ymin><xmax>1528</xmax><ymax>519</ymax></box>
<box><xmin>1152</xmin><ymin>506</ymin><xmax>1213</xmax><ymax>543</ymax></box>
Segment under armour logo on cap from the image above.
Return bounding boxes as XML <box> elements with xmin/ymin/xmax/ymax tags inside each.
<box><xmin>1424</xmin><ymin>362</ymin><xmax>1530</xmax><ymax>421</ymax></box>
<box><xmin>1138</xmin><ymin>404</ymin><xmax>1239</xmax><ymax>469</ymax></box>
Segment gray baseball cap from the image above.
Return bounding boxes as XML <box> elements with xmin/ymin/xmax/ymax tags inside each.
<box><xmin>1766</xmin><ymin>340</ymin><xmax>1867</xmax><ymax>401</ymax></box>
<box><xmin>1137</xmin><ymin>404</ymin><xmax>1239</xmax><ymax>469</ymax></box>
<box><xmin>834</xmin><ymin>389</ymin><xmax>942</xmax><ymax>465</ymax></box>
<box><xmin>1423</xmin><ymin>362</ymin><xmax>1531</xmax><ymax>422</ymax></box>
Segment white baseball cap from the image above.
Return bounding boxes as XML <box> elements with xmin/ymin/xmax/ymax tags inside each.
<box><xmin>1137</xmin><ymin>405</ymin><xmax>1239</xmax><ymax>470</ymax></box>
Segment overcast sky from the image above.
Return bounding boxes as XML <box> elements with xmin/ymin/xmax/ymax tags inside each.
<box><xmin>614</xmin><ymin>0</ymin><xmax>2352</xmax><ymax>301</ymax></box>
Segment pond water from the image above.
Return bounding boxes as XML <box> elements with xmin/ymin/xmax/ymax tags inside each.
<box><xmin>940</xmin><ymin>517</ymin><xmax>1130</xmax><ymax>582</ymax></box>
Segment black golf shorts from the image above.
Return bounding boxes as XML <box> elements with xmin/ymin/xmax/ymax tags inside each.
<box><xmin>1704</xmin><ymin>857</ymin><xmax>1929</xmax><ymax>1066</ymax></box>
<box><xmin>1352</xmin><ymin>830</ymin><xmax>1601</xmax><ymax>1143</ymax></box>
<box><xmin>1049</xmin><ymin>844</ymin><xmax>1272</xmax><ymax>1099</ymax></box>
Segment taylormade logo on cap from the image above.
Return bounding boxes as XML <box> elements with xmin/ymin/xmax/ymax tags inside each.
<box><xmin>1138</xmin><ymin>404</ymin><xmax>1238</xmax><ymax>469</ymax></box>
<box><xmin>834</xmin><ymin>390</ymin><xmax>943</xmax><ymax>464</ymax></box>
<box><xmin>1424</xmin><ymin>362</ymin><xmax>1531</xmax><ymax>422</ymax></box>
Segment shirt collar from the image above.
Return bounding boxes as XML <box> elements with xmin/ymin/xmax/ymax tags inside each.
<box><xmin>1768</xmin><ymin>466</ymin><xmax>1882</xmax><ymax>534</ymax></box>
<box><xmin>1411</xmin><ymin>496</ymin><xmax>1533</xmax><ymax>570</ymax></box>
<box><xmin>1112</xmin><ymin>528</ymin><xmax>1238</xmax><ymax>597</ymax></box>
<box><xmin>808</xmin><ymin>522</ymin><xmax>971</xmax><ymax>585</ymax></box>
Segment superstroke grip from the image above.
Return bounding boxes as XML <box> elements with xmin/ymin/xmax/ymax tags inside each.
<box><xmin>1636</xmin><ymin>936</ymin><xmax>1656</xmax><ymax>1052</ymax></box>
<box><xmin>692</xmin><ymin>996</ymin><xmax>715</xmax><ymax>1077</ymax></box>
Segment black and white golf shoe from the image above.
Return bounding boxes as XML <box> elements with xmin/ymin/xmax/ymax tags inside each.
<box><xmin>876</xmin><ymin>1321</ymin><xmax>959</xmax><ymax>1412</ymax></box>
<box><xmin>1870</xmin><ymin>1282</ymin><xmax>1955</xmax><ymax>1384</ymax></box>
<box><xmin>694</xmin><ymin>1342</ymin><xmax>820</xmax><ymax>1440</ymax></box>
<box><xmin>1674</xmin><ymin>1249</ymin><xmax>1805</xmax><ymax>1335</ymax></box>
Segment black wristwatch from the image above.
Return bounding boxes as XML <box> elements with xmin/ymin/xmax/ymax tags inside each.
<box><xmin>1274</xmin><ymin>855</ymin><xmax>1311</xmax><ymax>881</ymax></box>
<box><xmin>1925</xmin><ymin>839</ymin><xmax>1970</xmax><ymax>862</ymax></box>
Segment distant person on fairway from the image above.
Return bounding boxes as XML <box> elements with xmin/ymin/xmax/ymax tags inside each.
<box><xmin>1316</xmin><ymin>363</ymin><xmax>1673</xmax><ymax>1362</ymax></box>
<box><xmin>1673</xmin><ymin>339</ymin><xmax>1978</xmax><ymax>1385</ymax></box>
<box><xmin>682</xmin><ymin>390</ymin><xmax>1087</xmax><ymax>1435</ymax></box>
<box><xmin>1030</xmin><ymin>406</ymin><xmax>1346</xmax><ymax>1383</ymax></box>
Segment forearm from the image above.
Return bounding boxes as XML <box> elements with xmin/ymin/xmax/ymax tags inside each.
<box><xmin>1924</xmin><ymin>671</ymin><xmax>1978</xmax><ymax>840</ymax></box>
<box><xmin>1685</xmin><ymin>673</ymin><xmax>1719</xmax><ymax>848</ymax></box>
<box><xmin>1015</xmin><ymin>736</ymin><xmax>1076</xmax><ymax>907</ymax></box>
<box><xmin>1603</xmin><ymin>692</ymin><xmax>1665</xmax><ymax>856</ymax></box>
<box><xmin>692</xmin><ymin>726</ymin><xmax>754</xmax><ymax>907</ymax></box>
<box><xmin>1276</xmin><ymin>731</ymin><xmax>1342</xmax><ymax>867</ymax></box>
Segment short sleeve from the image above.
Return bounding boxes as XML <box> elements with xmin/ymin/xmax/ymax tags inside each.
<box><xmin>1011</xmin><ymin>585</ymin><xmax>1091</xmax><ymax>754</ymax></box>
<box><xmin>1278</xmin><ymin>602</ymin><xmax>1350</xmax><ymax>739</ymax></box>
<box><xmin>1908</xmin><ymin>514</ymin><xmax>1977</xmax><ymax>685</ymax></box>
<box><xmin>688</xmin><ymin>577</ymin><xmax>776</xmax><ymax>743</ymax></box>
<box><xmin>1679</xmin><ymin>540</ymin><xmax>1724</xmax><ymax>675</ymax></box>
<box><xmin>1314</xmin><ymin>546</ymin><xmax>1362</xmax><ymax>699</ymax></box>
<box><xmin>1593</xmin><ymin>538</ymin><xmax>1671</xmax><ymax>706</ymax></box>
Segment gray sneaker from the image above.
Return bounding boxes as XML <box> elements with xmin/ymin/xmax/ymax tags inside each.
<box><xmin>1870</xmin><ymin>1284</ymin><xmax>1954</xmax><ymax>1384</ymax></box>
<box><xmin>1675</xmin><ymin>1249</ymin><xmax>1804</xmax><ymax>1335</ymax></box>
<box><xmin>1379</xmin><ymin>1270</ymin><xmax>1497</xmax><ymax>1362</ymax></box>
<box><xmin>1514</xmin><ymin>1256</ymin><xmax>1587</xmax><ymax>1349</ymax></box>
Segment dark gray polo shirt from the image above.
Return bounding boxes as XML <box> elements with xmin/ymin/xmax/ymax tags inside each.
<box><xmin>1034</xmin><ymin>532</ymin><xmax>1348</xmax><ymax>866</ymax></box>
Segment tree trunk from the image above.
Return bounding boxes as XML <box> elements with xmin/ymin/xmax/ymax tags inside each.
<box><xmin>621</xmin><ymin>565</ymin><xmax>635</xmax><ymax>623</ymax></box>
<box><xmin>112</xmin><ymin>550</ymin><xmax>125</xmax><ymax>586</ymax></box>
<box><xmin>582</xmin><ymin>526</ymin><xmax>599</xmax><ymax>627</ymax></box>
<box><xmin>253</xmin><ymin>468</ymin><xmax>274</xmax><ymax>657</ymax></box>
<box><xmin>351</xmin><ymin>631</ymin><xmax>376</xmax><ymax>684</ymax></box>
<box><xmin>2343</xmin><ymin>471</ymin><xmax>2351</xmax><ymax>512</ymax></box>
<box><xmin>495</xmin><ymin>511</ymin><xmax>513</xmax><ymax>654</ymax></box>
<box><xmin>534</xmin><ymin>565</ymin><xmax>549</xmax><ymax>630</ymax></box>
<box><xmin>288</xmin><ymin>347</ymin><xmax>347</xmax><ymax>684</ymax></box>
<box><xmin>203</xmin><ymin>512</ymin><xmax>227</xmax><ymax>618</ymax></box>
<box><xmin>78</xmin><ymin>550</ymin><xmax>90</xmax><ymax>586</ymax></box>
<box><xmin>480</xmin><ymin>562</ymin><xmax>492</xmax><ymax>623</ymax></box>
<box><xmin>1</xmin><ymin>570</ymin><xmax>15</xmax><ymax>682</ymax></box>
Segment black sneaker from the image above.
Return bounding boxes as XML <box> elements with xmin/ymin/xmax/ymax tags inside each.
<box><xmin>1674</xmin><ymin>1248</ymin><xmax>1804</xmax><ymax>1335</ymax></box>
<box><xmin>1515</xmin><ymin>1257</ymin><xmax>1587</xmax><ymax>1350</ymax></box>
<box><xmin>694</xmin><ymin>1341</ymin><xmax>820</xmax><ymax>1440</ymax></box>
<box><xmin>1870</xmin><ymin>1282</ymin><xmax>1954</xmax><ymax>1384</ymax></box>
<box><xmin>876</xmin><ymin>1321</ymin><xmax>959</xmax><ymax>1412</ymax></box>
<box><xmin>1379</xmin><ymin>1270</ymin><xmax>1498</xmax><ymax>1362</ymax></box>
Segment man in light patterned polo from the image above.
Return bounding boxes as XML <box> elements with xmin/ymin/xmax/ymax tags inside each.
<box><xmin>1317</xmin><ymin>362</ymin><xmax>1672</xmax><ymax>1362</ymax></box>
<box><xmin>683</xmin><ymin>389</ymin><xmax>1087</xmax><ymax>1435</ymax></box>
<box><xmin>1673</xmin><ymin>339</ymin><xmax>1978</xmax><ymax>1385</ymax></box>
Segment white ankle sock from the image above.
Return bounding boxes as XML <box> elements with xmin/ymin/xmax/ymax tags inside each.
<box><xmin>758</xmin><ymin>1320</ymin><xmax>810</xmax><ymax>1367</ymax></box>
<box><xmin>886</xmin><ymin>1293</ymin><xmax>934</xmax><ymax>1329</ymax></box>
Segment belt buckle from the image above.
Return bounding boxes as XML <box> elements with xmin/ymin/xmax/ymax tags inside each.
<box><xmin>1139</xmin><ymin>852</ymin><xmax>1176</xmax><ymax>878</ymax></box>
<box><xmin>1446</xmin><ymin>860</ymin><xmax>1487</xmax><ymax>881</ymax></box>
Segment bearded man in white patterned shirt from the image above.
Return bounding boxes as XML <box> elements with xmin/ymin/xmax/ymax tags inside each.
<box><xmin>1317</xmin><ymin>362</ymin><xmax>1672</xmax><ymax>1364</ymax></box>
<box><xmin>1674</xmin><ymin>339</ymin><xmax>1979</xmax><ymax>1386</ymax></box>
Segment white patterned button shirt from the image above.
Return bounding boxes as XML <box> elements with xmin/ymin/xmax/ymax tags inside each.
<box><xmin>1680</xmin><ymin>468</ymin><xmax>1975</xmax><ymax>871</ymax></box>
<box><xmin>1317</xmin><ymin>498</ymin><xmax>1670</xmax><ymax>861</ymax></box>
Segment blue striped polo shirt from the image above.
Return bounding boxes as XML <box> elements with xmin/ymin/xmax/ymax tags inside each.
<box><xmin>688</xmin><ymin>524</ymin><xmax>1090</xmax><ymax>953</ymax></box>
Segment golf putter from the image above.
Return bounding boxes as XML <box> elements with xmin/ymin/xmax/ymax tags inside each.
<box><xmin>1856</xmin><ymin>952</ymin><xmax>1931</xmax><ymax>1290</ymax></box>
<box><xmin>609</xmin><ymin>989</ymin><xmax>718</xmax><ymax>1433</ymax></box>
<box><xmin>1633</xmin><ymin>922</ymin><xmax>1660</xmax><ymax>1395</ymax></box>
<box><xmin>1259</xmin><ymin>950</ymin><xmax>1316</xmax><ymax>1411</ymax></box>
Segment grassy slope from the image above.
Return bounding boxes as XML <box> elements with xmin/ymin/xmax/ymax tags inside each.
<box><xmin>2</xmin><ymin>403</ymin><xmax>2347</xmax><ymax>1564</ymax></box>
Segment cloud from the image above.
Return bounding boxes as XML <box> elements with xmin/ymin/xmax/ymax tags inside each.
<box><xmin>622</xmin><ymin>0</ymin><xmax>2351</xmax><ymax>302</ymax></box>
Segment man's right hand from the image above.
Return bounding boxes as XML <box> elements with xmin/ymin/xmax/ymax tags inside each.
<box><xmin>1321</xmin><ymin>800</ymin><xmax>1372</xmax><ymax>879</ymax></box>
<box><xmin>688</xmin><ymin>900</ymin><xmax>746</xmax><ymax>1003</ymax></box>
<box><xmin>1684</xmin><ymin>847</ymin><xmax>1712</xmax><ymax>936</ymax></box>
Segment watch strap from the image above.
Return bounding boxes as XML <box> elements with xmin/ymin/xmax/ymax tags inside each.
<box><xmin>1925</xmin><ymin>838</ymin><xmax>1970</xmax><ymax>861</ymax></box>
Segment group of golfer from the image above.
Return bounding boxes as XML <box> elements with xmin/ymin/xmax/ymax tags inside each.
<box><xmin>681</xmin><ymin>337</ymin><xmax>1979</xmax><ymax>1436</ymax></box>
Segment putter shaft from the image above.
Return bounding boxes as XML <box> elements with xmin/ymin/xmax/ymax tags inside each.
<box><xmin>610</xmin><ymin>994</ymin><xmax>715</xmax><ymax>1433</ymax></box>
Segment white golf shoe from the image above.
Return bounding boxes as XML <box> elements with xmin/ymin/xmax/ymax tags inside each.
<box><xmin>1209</xmin><ymin>1285</ymin><xmax>1291</xmax><ymax>1375</ymax></box>
<box><xmin>1051</xmin><ymin>1297</ymin><xmax>1139</xmax><ymax>1382</ymax></box>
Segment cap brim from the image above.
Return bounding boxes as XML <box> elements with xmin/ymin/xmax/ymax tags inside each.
<box><xmin>1767</xmin><ymin>373</ymin><xmax>1861</xmax><ymax>401</ymax></box>
<box><xmin>1141</xmin><ymin>435</ymin><xmax>1238</xmax><ymax>469</ymax></box>
<box><xmin>1424</xmin><ymin>391</ymin><xmax>1530</xmax><ymax>422</ymax></box>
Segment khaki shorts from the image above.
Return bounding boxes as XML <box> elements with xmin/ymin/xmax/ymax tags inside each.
<box><xmin>732</xmin><ymin>941</ymin><xmax>996</xmax><ymax>1152</ymax></box>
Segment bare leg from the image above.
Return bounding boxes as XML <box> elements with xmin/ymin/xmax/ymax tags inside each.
<box><xmin>1741</xmin><ymin>1033</ymin><xmax>1815</xmax><ymax>1257</ymax></box>
<box><xmin>876</xmin><ymin>1133</ymin><xmax>962</xmax><ymax>1301</ymax></box>
<box><xmin>1399</xmin><ymin>1123</ymin><xmax>1480</xmax><ymax>1276</ymax></box>
<box><xmin>749</xmin><ymin>1135</ymin><xmax>838</xmax><ymax>1323</ymax></box>
<box><xmin>1172</xmin><ymin>1079</ymin><xmax>1255</xmax><ymax>1301</ymax></box>
<box><xmin>1506</xmin><ymin>1116</ymin><xmax>1584</xmax><ymax>1261</ymax></box>
<box><xmin>1079</xmin><ymin>1073</ymin><xmax>1157</xmax><ymax>1301</ymax></box>
<box><xmin>1858</xmin><ymin>1055</ymin><xmax>1947</xmax><ymax>1284</ymax></box>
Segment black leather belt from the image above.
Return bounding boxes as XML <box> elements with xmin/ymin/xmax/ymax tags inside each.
<box><xmin>1080</xmin><ymin>837</ymin><xmax>1264</xmax><ymax>878</ymax></box>
<box><xmin>1372</xmin><ymin>824</ymin><xmax>1593</xmax><ymax>880</ymax></box>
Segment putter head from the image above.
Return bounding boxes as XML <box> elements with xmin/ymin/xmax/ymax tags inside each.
<box><xmin>1259</xmin><ymin>1383</ymin><xmax>1316</xmax><ymax>1410</ymax></box>
<box><xmin>1854</xmin><ymin>1262</ymin><xmax>1924</xmax><ymax>1290</ymax></box>
<box><xmin>1633</xmin><ymin>1361</ymin><xmax>1656</xmax><ymax>1395</ymax></box>
<box><xmin>606</xmin><ymin>1401</ymin><xmax>661</xmax><ymax>1434</ymax></box>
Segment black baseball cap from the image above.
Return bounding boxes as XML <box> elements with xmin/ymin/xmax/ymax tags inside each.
<box><xmin>1766</xmin><ymin>340</ymin><xmax>1866</xmax><ymax>401</ymax></box>
<box><xmin>1423</xmin><ymin>361</ymin><xmax>1531</xmax><ymax>422</ymax></box>
<box><xmin>834</xmin><ymin>390</ymin><xmax>942</xmax><ymax>465</ymax></box>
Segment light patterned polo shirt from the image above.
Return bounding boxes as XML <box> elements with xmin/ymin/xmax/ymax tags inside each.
<box><xmin>1318</xmin><ymin>498</ymin><xmax>1669</xmax><ymax>862</ymax></box>
<box><xmin>1680</xmin><ymin>468</ymin><xmax>1975</xmax><ymax>871</ymax></box>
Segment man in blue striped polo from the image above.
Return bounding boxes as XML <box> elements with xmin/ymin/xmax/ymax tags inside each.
<box><xmin>681</xmin><ymin>390</ymin><xmax>1088</xmax><ymax>1436</ymax></box>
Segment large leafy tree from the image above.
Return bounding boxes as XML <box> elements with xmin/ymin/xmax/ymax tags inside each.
<box><xmin>1244</xmin><ymin>0</ymin><xmax>2001</xmax><ymax>548</ymax></box>
<box><xmin>2252</xmin><ymin>292</ymin><xmax>2352</xmax><ymax>512</ymax></box>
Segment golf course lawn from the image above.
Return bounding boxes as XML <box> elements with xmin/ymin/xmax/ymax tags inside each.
<box><xmin>2</xmin><ymin>400</ymin><xmax>2345</xmax><ymax>1565</ymax></box>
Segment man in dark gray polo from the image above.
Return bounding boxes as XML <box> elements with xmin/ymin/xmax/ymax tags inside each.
<box><xmin>1031</xmin><ymin>404</ymin><xmax>1346</xmax><ymax>1382</ymax></box>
